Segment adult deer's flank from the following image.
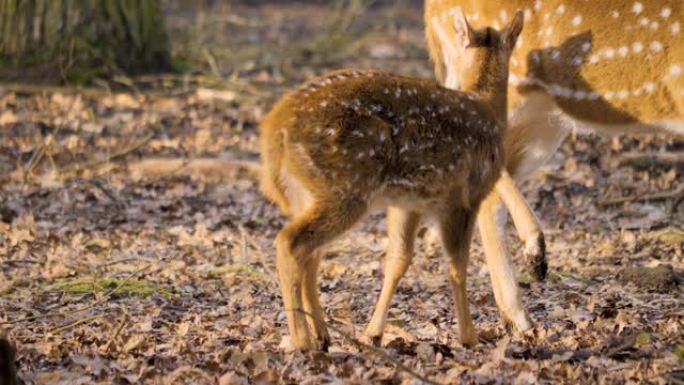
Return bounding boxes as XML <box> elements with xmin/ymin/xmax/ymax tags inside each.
<box><xmin>260</xmin><ymin>11</ymin><xmax>525</xmax><ymax>350</ymax></box>
<box><xmin>424</xmin><ymin>0</ymin><xmax>683</xmax><ymax>332</ymax></box>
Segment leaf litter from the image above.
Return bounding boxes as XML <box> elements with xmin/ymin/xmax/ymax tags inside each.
<box><xmin>0</xmin><ymin>2</ymin><xmax>683</xmax><ymax>385</ymax></box>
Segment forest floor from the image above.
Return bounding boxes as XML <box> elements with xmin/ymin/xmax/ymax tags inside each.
<box><xmin>1</xmin><ymin>2</ymin><xmax>683</xmax><ymax>385</ymax></box>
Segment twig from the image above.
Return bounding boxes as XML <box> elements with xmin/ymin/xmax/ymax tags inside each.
<box><xmin>598</xmin><ymin>187</ymin><xmax>684</xmax><ymax>207</ymax></box>
<box><xmin>45</xmin><ymin>315</ymin><xmax>102</xmax><ymax>336</ymax></box>
<box><xmin>291</xmin><ymin>309</ymin><xmax>442</xmax><ymax>385</ymax></box>
<box><xmin>202</xmin><ymin>48</ymin><xmax>222</xmax><ymax>79</ymax></box>
<box><xmin>104</xmin><ymin>313</ymin><xmax>129</xmax><ymax>353</ymax></box>
<box><xmin>100</xmin><ymin>258</ymin><xmax>143</xmax><ymax>268</ymax></box>
<box><xmin>238</xmin><ymin>224</ymin><xmax>250</xmax><ymax>262</ymax></box>
<box><xmin>22</xmin><ymin>94</ymin><xmax>80</xmax><ymax>180</ymax></box>
<box><xmin>0</xmin><ymin>264</ymin><xmax>150</xmax><ymax>325</ymax></box>
<box><xmin>619</xmin><ymin>151</ymin><xmax>684</xmax><ymax>167</ymax></box>
<box><xmin>671</xmin><ymin>190</ymin><xmax>684</xmax><ymax>215</ymax></box>
<box><xmin>60</xmin><ymin>131</ymin><xmax>154</xmax><ymax>175</ymax></box>
<box><xmin>88</xmin><ymin>178</ymin><xmax>127</xmax><ymax>210</ymax></box>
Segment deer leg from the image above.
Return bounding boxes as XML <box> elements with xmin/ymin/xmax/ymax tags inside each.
<box><xmin>478</xmin><ymin>190</ymin><xmax>532</xmax><ymax>331</ymax></box>
<box><xmin>495</xmin><ymin>170</ymin><xmax>547</xmax><ymax>281</ymax></box>
<box><xmin>439</xmin><ymin>206</ymin><xmax>478</xmax><ymax>347</ymax></box>
<box><xmin>276</xmin><ymin>198</ymin><xmax>367</xmax><ymax>351</ymax></box>
<box><xmin>301</xmin><ymin>250</ymin><xmax>330</xmax><ymax>350</ymax></box>
<box><xmin>365</xmin><ymin>206</ymin><xmax>421</xmax><ymax>345</ymax></box>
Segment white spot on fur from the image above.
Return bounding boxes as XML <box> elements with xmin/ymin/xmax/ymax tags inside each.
<box><xmin>672</xmin><ymin>22</ymin><xmax>681</xmax><ymax>35</ymax></box>
<box><xmin>524</xmin><ymin>8</ymin><xmax>533</xmax><ymax>21</ymax></box>
<box><xmin>632</xmin><ymin>2</ymin><xmax>643</xmax><ymax>15</ymax></box>
<box><xmin>650</xmin><ymin>41</ymin><xmax>663</xmax><ymax>52</ymax></box>
<box><xmin>643</xmin><ymin>82</ymin><xmax>656</xmax><ymax>93</ymax></box>
<box><xmin>532</xmin><ymin>51</ymin><xmax>541</xmax><ymax>64</ymax></box>
<box><xmin>581</xmin><ymin>42</ymin><xmax>592</xmax><ymax>52</ymax></box>
<box><xmin>574</xmin><ymin>90</ymin><xmax>587</xmax><ymax>100</ymax></box>
<box><xmin>556</xmin><ymin>5</ymin><xmax>566</xmax><ymax>15</ymax></box>
<box><xmin>650</xmin><ymin>21</ymin><xmax>659</xmax><ymax>30</ymax></box>
<box><xmin>500</xmin><ymin>10</ymin><xmax>508</xmax><ymax>21</ymax></box>
<box><xmin>670</xmin><ymin>65</ymin><xmax>682</xmax><ymax>77</ymax></box>
<box><xmin>632</xmin><ymin>41</ymin><xmax>644</xmax><ymax>53</ymax></box>
<box><xmin>661</xmin><ymin>7</ymin><xmax>672</xmax><ymax>19</ymax></box>
<box><xmin>571</xmin><ymin>15</ymin><xmax>582</xmax><ymax>26</ymax></box>
<box><xmin>618</xmin><ymin>46</ymin><xmax>629</xmax><ymax>57</ymax></box>
<box><xmin>611</xmin><ymin>10</ymin><xmax>620</xmax><ymax>18</ymax></box>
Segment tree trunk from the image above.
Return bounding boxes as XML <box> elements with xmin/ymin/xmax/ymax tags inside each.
<box><xmin>0</xmin><ymin>0</ymin><xmax>172</xmax><ymax>83</ymax></box>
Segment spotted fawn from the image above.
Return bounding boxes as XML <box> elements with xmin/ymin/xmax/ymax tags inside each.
<box><xmin>425</xmin><ymin>0</ymin><xmax>683</xmax><ymax>331</ymax></box>
<box><xmin>260</xmin><ymin>10</ymin><xmax>525</xmax><ymax>351</ymax></box>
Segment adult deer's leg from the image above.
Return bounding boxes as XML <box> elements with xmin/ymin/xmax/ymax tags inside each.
<box><xmin>495</xmin><ymin>171</ymin><xmax>547</xmax><ymax>280</ymax></box>
<box><xmin>478</xmin><ymin>189</ymin><xmax>532</xmax><ymax>331</ymax></box>
<box><xmin>502</xmin><ymin>93</ymin><xmax>569</xmax><ymax>279</ymax></box>
<box><xmin>439</xmin><ymin>205</ymin><xmax>478</xmax><ymax>347</ymax></box>
<box><xmin>365</xmin><ymin>206</ymin><xmax>421</xmax><ymax>345</ymax></box>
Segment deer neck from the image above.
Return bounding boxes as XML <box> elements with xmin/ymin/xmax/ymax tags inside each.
<box><xmin>462</xmin><ymin>61</ymin><xmax>509</xmax><ymax>126</ymax></box>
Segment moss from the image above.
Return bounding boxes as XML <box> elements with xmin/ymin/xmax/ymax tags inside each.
<box><xmin>635</xmin><ymin>332</ymin><xmax>651</xmax><ymax>347</ymax></box>
<box><xmin>676</xmin><ymin>345</ymin><xmax>684</xmax><ymax>360</ymax></box>
<box><xmin>208</xmin><ymin>263</ymin><xmax>269</xmax><ymax>283</ymax></box>
<box><xmin>653</xmin><ymin>227</ymin><xmax>684</xmax><ymax>244</ymax></box>
<box><xmin>49</xmin><ymin>277</ymin><xmax>174</xmax><ymax>298</ymax></box>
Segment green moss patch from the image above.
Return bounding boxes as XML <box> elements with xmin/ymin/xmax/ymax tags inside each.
<box><xmin>49</xmin><ymin>277</ymin><xmax>173</xmax><ymax>298</ymax></box>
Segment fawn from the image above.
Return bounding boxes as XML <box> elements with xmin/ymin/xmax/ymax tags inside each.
<box><xmin>260</xmin><ymin>10</ymin><xmax>525</xmax><ymax>350</ymax></box>
<box><xmin>425</xmin><ymin>0</ymin><xmax>684</xmax><ymax>332</ymax></box>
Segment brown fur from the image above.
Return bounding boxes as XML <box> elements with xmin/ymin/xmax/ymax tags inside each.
<box><xmin>424</xmin><ymin>0</ymin><xmax>684</xmax><ymax>316</ymax></box>
<box><xmin>260</xmin><ymin>11</ymin><xmax>524</xmax><ymax>350</ymax></box>
<box><xmin>426</xmin><ymin>0</ymin><xmax>684</xmax><ymax>128</ymax></box>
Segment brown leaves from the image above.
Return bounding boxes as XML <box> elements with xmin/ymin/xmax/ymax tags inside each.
<box><xmin>0</xmin><ymin>2</ymin><xmax>682</xmax><ymax>385</ymax></box>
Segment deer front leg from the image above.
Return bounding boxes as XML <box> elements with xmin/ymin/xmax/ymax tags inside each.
<box><xmin>495</xmin><ymin>170</ymin><xmax>547</xmax><ymax>281</ymax></box>
<box><xmin>478</xmin><ymin>190</ymin><xmax>532</xmax><ymax>331</ymax></box>
<box><xmin>365</xmin><ymin>207</ymin><xmax>421</xmax><ymax>345</ymax></box>
<box><xmin>439</xmin><ymin>206</ymin><xmax>478</xmax><ymax>347</ymax></box>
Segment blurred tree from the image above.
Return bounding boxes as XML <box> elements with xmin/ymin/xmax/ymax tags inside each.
<box><xmin>0</xmin><ymin>0</ymin><xmax>172</xmax><ymax>83</ymax></box>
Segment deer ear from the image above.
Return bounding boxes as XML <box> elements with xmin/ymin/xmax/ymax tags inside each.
<box><xmin>452</xmin><ymin>8</ymin><xmax>476</xmax><ymax>49</ymax></box>
<box><xmin>503</xmin><ymin>9</ymin><xmax>524</xmax><ymax>49</ymax></box>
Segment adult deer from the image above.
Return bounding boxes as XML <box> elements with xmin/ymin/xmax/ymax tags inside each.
<box><xmin>260</xmin><ymin>11</ymin><xmax>525</xmax><ymax>350</ymax></box>
<box><xmin>425</xmin><ymin>0</ymin><xmax>683</xmax><ymax>331</ymax></box>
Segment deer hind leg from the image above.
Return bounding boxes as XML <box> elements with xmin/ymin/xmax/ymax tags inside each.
<box><xmin>364</xmin><ymin>206</ymin><xmax>421</xmax><ymax>345</ymax></box>
<box><xmin>478</xmin><ymin>190</ymin><xmax>532</xmax><ymax>332</ymax></box>
<box><xmin>439</xmin><ymin>205</ymin><xmax>478</xmax><ymax>347</ymax></box>
<box><xmin>301</xmin><ymin>250</ymin><xmax>330</xmax><ymax>349</ymax></box>
<box><xmin>495</xmin><ymin>170</ymin><xmax>547</xmax><ymax>281</ymax></box>
<box><xmin>276</xmin><ymin>197</ymin><xmax>367</xmax><ymax>351</ymax></box>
